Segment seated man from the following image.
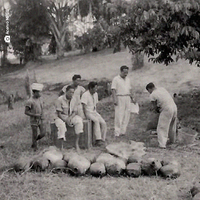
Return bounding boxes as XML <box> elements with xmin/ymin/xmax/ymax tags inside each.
<box><xmin>61</xmin><ymin>74</ymin><xmax>86</xmax><ymax>118</ymax></box>
<box><xmin>54</xmin><ymin>85</ymin><xmax>84</xmax><ymax>152</ymax></box>
<box><xmin>81</xmin><ymin>81</ymin><xmax>107</xmax><ymax>147</ymax></box>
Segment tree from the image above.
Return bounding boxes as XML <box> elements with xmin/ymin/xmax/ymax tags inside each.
<box><xmin>119</xmin><ymin>0</ymin><xmax>200</xmax><ymax>66</ymax></box>
<box><xmin>9</xmin><ymin>0</ymin><xmax>50</xmax><ymax>62</ymax></box>
<box><xmin>97</xmin><ymin>0</ymin><xmax>132</xmax><ymax>53</ymax></box>
<box><xmin>44</xmin><ymin>0</ymin><xmax>77</xmax><ymax>59</ymax></box>
<box><xmin>0</xmin><ymin>3</ymin><xmax>8</xmax><ymax>67</ymax></box>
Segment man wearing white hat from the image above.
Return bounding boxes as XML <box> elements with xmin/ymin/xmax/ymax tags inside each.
<box><xmin>25</xmin><ymin>83</ymin><xmax>45</xmax><ymax>151</ymax></box>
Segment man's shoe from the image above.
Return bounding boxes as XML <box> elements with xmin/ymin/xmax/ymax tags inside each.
<box><xmin>94</xmin><ymin>140</ymin><xmax>105</xmax><ymax>147</ymax></box>
<box><xmin>36</xmin><ymin>133</ymin><xmax>46</xmax><ymax>140</ymax></box>
<box><xmin>159</xmin><ymin>146</ymin><xmax>166</xmax><ymax>149</ymax></box>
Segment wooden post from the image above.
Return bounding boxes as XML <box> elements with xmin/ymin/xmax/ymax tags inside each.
<box><xmin>25</xmin><ymin>69</ymin><xmax>32</xmax><ymax>98</ymax></box>
<box><xmin>50</xmin><ymin>122</ymin><xmax>58</xmax><ymax>146</ymax></box>
<box><xmin>33</xmin><ymin>70</ymin><xmax>38</xmax><ymax>83</ymax></box>
<box><xmin>7</xmin><ymin>94</ymin><xmax>14</xmax><ymax>110</ymax></box>
<box><xmin>82</xmin><ymin>119</ymin><xmax>93</xmax><ymax>149</ymax></box>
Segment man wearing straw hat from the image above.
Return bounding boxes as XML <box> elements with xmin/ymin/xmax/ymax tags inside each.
<box><xmin>25</xmin><ymin>83</ymin><xmax>45</xmax><ymax>151</ymax></box>
<box><xmin>146</xmin><ymin>82</ymin><xmax>177</xmax><ymax>149</ymax></box>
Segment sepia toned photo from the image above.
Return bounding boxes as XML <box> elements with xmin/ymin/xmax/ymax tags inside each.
<box><xmin>0</xmin><ymin>0</ymin><xmax>200</xmax><ymax>199</ymax></box>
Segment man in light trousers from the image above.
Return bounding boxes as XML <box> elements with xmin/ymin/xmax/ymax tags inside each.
<box><xmin>62</xmin><ymin>74</ymin><xmax>86</xmax><ymax>118</ymax></box>
<box><xmin>111</xmin><ymin>65</ymin><xmax>135</xmax><ymax>137</ymax></box>
<box><xmin>55</xmin><ymin>85</ymin><xmax>84</xmax><ymax>152</ymax></box>
<box><xmin>146</xmin><ymin>82</ymin><xmax>177</xmax><ymax>149</ymax></box>
<box><xmin>81</xmin><ymin>81</ymin><xmax>107</xmax><ymax>147</ymax></box>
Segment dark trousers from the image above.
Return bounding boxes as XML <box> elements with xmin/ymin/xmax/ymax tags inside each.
<box><xmin>31</xmin><ymin>123</ymin><xmax>46</xmax><ymax>148</ymax></box>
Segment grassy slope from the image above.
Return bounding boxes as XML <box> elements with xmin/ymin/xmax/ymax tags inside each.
<box><xmin>1</xmin><ymin>48</ymin><xmax>200</xmax><ymax>200</ymax></box>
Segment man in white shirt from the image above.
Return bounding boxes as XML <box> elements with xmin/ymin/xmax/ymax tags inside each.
<box><xmin>81</xmin><ymin>81</ymin><xmax>107</xmax><ymax>147</ymax></box>
<box><xmin>55</xmin><ymin>85</ymin><xmax>84</xmax><ymax>152</ymax></box>
<box><xmin>146</xmin><ymin>82</ymin><xmax>177</xmax><ymax>149</ymax></box>
<box><xmin>111</xmin><ymin>65</ymin><xmax>135</xmax><ymax>137</ymax></box>
<box><xmin>62</xmin><ymin>74</ymin><xmax>86</xmax><ymax>118</ymax></box>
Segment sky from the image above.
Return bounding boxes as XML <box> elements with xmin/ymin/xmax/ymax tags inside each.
<box><xmin>0</xmin><ymin>0</ymin><xmax>10</xmax><ymax>10</ymax></box>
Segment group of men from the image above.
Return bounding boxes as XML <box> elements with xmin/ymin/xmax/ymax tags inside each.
<box><xmin>25</xmin><ymin>65</ymin><xmax>178</xmax><ymax>151</ymax></box>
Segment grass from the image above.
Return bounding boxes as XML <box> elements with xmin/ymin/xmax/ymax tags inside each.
<box><xmin>1</xmin><ymin>48</ymin><xmax>200</xmax><ymax>199</ymax></box>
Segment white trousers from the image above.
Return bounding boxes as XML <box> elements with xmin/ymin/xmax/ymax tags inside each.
<box><xmin>157</xmin><ymin>105</ymin><xmax>177</xmax><ymax>148</ymax></box>
<box><xmin>114</xmin><ymin>96</ymin><xmax>131</xmax><ymax>136</ymax></box>
<box><xmin>86</xmin><ymin>111</ymin><xmax>107</xmax><ymax>141</ymax></box>
<box><xmin>55</xmin><ymin>115</ymin><xmax>83</xmax><ymax>141</ymax></box>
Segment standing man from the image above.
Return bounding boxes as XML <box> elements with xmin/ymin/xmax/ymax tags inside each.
<box><xmin>55</xmin><ymin>85</ymin><xmax>84</xmax><ymax>152</ymax></box>
<box><xmin>146</xmin><ymin>82</ymin><xmax>177</xmax><ymax>149</ymax></box>
<box><xmin>25</xmin><ymin>83</ymin><xmax>45</xmax><ymax>151</ymax></box>
<box><xmin>81</xmin><ymin>81</ymin><xmax>107</xmax><ymax>147</ymax></box>
<box><xmin>61</xmin><ymin>74</ymin><xmax>86</xmax><ymax>118</ymax></box>
<box><xmin>111</xmin><ymin>65</ymin><xmax>134</xmax><ymax>137</ymax></box>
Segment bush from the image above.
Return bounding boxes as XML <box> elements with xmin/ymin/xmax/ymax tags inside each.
<box><xmin>75</xmin><ymin>24</ymin><xmax>106</xmax><ymax>53</ymax></box>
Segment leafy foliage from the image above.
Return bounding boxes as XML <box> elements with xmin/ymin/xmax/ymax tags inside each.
<box><xmin>119</xmin><ymin>0</ymin><xmax>200</xmax><ymax>66</ymax></box>
<box><xmin>75</xmin><ymin>23</ymin><xmax>106</xmax><ymax>53</ymax></box>
<box><xmin>0</xmin><ymin>10</ymin><xmax>5</xmax><ymax>51</ymax></box>
<box><xmin>9</xmin><ymin>0</ymin><xmax>50</xmax><ymax>54</ymax></box>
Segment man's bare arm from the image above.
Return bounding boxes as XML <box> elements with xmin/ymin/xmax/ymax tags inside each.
<box><xmin>130</xmin><ymin>88</ymin><xmax>136</xmax><ymax>103</ymax></box>
<box><xmin>82</xmin><ymin>103</ymin><xmax>87</xmax><ymax>118</ymax></box>
<box><xmin>112</xmin><ymin>89</ymin><xmax>118</xmax><ymax>106</ymax></box>
<box><xmin>25</xmin><ymin>106</ymin><xmax>41</xmax><ymax>117</ymax></box>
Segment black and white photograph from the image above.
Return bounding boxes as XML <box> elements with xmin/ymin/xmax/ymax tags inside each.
<box><xmin>0</xmin><ymin>0</ymin><xmax>200</xmax><ymax>199</ymax></box>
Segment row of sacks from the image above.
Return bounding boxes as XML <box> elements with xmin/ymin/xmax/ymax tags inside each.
<box><xmin>13</xmin><ymin>144</ymin><xmax>181</xmax><ymax>179</ymax></box>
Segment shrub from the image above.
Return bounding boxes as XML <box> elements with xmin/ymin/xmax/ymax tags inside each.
<box><xmin>75</xmin><ymin>24</ymin><xmax>106</xmax><ymax>53</ymax></box>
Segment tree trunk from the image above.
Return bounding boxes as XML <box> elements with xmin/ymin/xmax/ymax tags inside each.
<box><xmin>56</xmin><ymin>43</ymin><xmax>65</xmax><ymax>59</ymax></box>
<box><xmin>8</xmin><ymin>94</ymin><xmax>14</xmax><ymax>110</ymax></box>
<box><xmin>131</xmin><ymin>52</ymin><xmax>144</xmax><ymax>70</ymax></box>
<box><xmin>53</xmin><ymin>31</ymin><xmax>66</xmax><ymax>59</ymax></box>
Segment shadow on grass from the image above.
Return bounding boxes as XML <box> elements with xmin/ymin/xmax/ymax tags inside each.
<box><xmin>0</xmin><ymin>63</ymin><xmax>26</xmax><ymax>76</ymax></box>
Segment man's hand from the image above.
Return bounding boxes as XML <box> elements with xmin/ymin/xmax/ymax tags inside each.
<box><xmin>65</xmin><ymin>117</ymin><xmax>71</xmax><ymax>125</ymax></box>
<box><xmin>66</xmin><ymin>117</ymin><xmax>73</xmax><ymax>126</ymax></box>
<box><xmin>35</xmin><ymin>114</ymin><xmax>42</xmax><ymax>118</ymax></box>
<box><xmin>114</xmin><ymin>99</ymin><xmax>118</xmax><ymax>106</ymax></box>
<box><xmin>130</xmin><ymin>96</ymin><xmax>136</xmax><ymax>104</ymax></box>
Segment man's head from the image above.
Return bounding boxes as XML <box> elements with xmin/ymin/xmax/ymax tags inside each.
<box><xmin>72</xmin><ymin>74</ymin><xmax>81</xmax><ymax>87</ymax></box>
<box><xmin>146</xmin><ymin>82</ymin><xmax>156</xmax><ymax>94</ymax></box>
<box><xmin>120</xmin><ymin>65</ymin><xmax>129</xmax><ymax>78</ymax></box>
<box><xmin>31</xmin><ymin>83</ymin><xmax>43</xmax><ymax>98</ymax></box>
<box><xmin>65</xmin><ymin>85</ymin><xmax>75</xmax><ymax>100</ymax></box>
<box><xmin>88</xmin><ymin>81</ymin><xmax>98</xmax><ymax>95</ymax></box>
<box><xmin>32</xmin><ymin>90</ymin><xmax>41</xmax><ymax>98</ymax></box>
